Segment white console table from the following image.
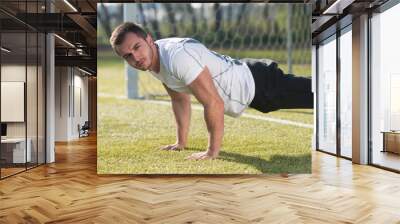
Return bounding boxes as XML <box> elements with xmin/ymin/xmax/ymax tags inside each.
<box><xmin>1</xmin><ymin>138</ymin><xmax>32</xmax><ymax>163</ymax></box>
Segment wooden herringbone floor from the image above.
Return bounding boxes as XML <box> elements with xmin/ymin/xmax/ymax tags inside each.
<box><xmin>1</xmin><ymin>134</ymin><xmax>400</xmax><ymax>224</ymax></box>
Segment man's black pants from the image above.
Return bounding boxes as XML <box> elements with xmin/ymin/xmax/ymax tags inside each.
<box><xmin>241</xmin><ymin>58</ymin><xmax>313</xmax><ymax>113</ymax></box>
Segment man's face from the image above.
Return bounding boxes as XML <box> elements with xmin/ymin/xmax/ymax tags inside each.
<box><xmin>116</xmin><ymin>32</ymin><xmax>154</xmax><ymax>71</ymax></box>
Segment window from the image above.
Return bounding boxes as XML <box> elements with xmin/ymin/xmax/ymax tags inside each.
<box><xmin>370</xmin><ymin>2</ymin><xmax>400</xmax><ymax>171</ymax></box>
<box><xmin>339</xmin><ymin>26</ymin><xmax>352</xmax><ymax>158</ymax></box>
<box><xmin>317</xmin><ymin>35</ymin><xmax>337</xmax><ymax>154</ymax></box>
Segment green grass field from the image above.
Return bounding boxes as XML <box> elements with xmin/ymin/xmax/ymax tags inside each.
<box><xmin>98</xmin><ymin>54</ymin><xmax>313</xmax><ymax>124</ymax></box>
<box><xmin>97</xmin><ymin>51</ymin><xmax>313</xmax><ymax>174</ymax></box>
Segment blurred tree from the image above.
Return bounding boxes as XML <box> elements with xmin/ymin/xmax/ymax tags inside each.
<box><xmin>227</xmin><ymin>4</ymin><xmax>233</xmax><ymax>28</ymax></box>
<box><xmin>186</xmin><ymin>4</ymin><xmax>197</xmax><ymax>34</ymax></box>
<box><xmin>150</xmin><ymin>3</ymin><xmax>161</xmax><ymax>39</ymax></box>
<box><xmin>236</xmin><ymin>4</ymin><xmax>247</xmax><ymax>27</ymax></box>
<box><xmin>263</xmin><ymin>4</ymin><xmax>269</xmax><ymax>19</ymax></box>
<box><xmin>200</xmin><ymin>4</ymin><xmax>207</xmax><ymax>30</ymax></box>
<box><xmin>116</xmin><ymin>4</ymin><xmax>123</xmax><ymax>25</ymax></box>
<box><xmin>138</xmin><ymin>3</ymin><xmax>147</xmax><ymax>27</ymax></box>
<box><xmin>98</xmin><ymin>3</ymin><xmax>112</xmax><ymax>38</ymax></box>
<box><xmin>164</xmin><ymin>4</ymin><xmax>177</xmax><ymax>35</ymax></box>
<box><xmin>213</xmin><ymin>3</ymin><xmax>222</xmax><ymax>32</ymax></box>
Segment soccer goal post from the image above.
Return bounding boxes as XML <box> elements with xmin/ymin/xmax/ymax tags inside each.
<box><xmin>123</xmin><ymin>3</ymin><xmax>311</xmax><ymax>100</ymax></box>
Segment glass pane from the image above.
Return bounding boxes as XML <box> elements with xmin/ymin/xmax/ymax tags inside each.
<box><xmin>317</xmin><ymin>35</ymin><xmax>337</xmax><ymax>154</ymax></box>
<box><xmin>1</xmin><ymin>8</ymin><xmax>27</xmax><ymax>177</ymax></box>
<box><xmin>339</xmin><ymin>27</ymin><xmax>352</xmax><ymax>158</ymax></box>
<box><xmin>27</xmin><ymin>31</ymin><xmax>38</xmax><ymax>169</ymax></box>
<box><xmin>26</xmin><ymin>0</ymin><xmax>39</xmax><ymax>169</ymax></box>
<box><xmin>371</xmin><ymin>4</ymin><xmax>400</xmax><ymax>171</ymax></box>
<box><xmin>38</xmin><ymin>32</ymin><xmax>45</xmax><ymax>165</ymax></box>
<box><xmin>1</xmin><ymin>0</ymin><xmax>46</xmax><ymax>178</ymax></box>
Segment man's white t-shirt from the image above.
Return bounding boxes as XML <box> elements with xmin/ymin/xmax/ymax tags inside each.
<box><xmin>150</xmin><ymin>38</ymin><xmax>255</xmax><ymax>117</ymax></box>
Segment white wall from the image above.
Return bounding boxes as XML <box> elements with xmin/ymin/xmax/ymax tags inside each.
<box><xmin>1</xmin><ymin>65</ymin><xmax>40</xmax><ymax>138</ymax></box>
<box><xmin>74</xmin><ymin>72</ymin><xmax>89</xmax><ymax>127</ymax></box>
<box><xmin>55</xmin><ymin>66</ymin><xmax>69</xmax><ymax>141</ymax></box>
<box><xmin>54</xmin><ymin>67</ymin><xmax>89</xmax><ymax>141</ymax></box>
<box><xmin>1</xmin><ymin>65</ymin><xmax>25</xmax><ymax>81</ymax></box>
<box><xmin>71</xmin><ymin>71</ymin><xmax>89</xmax><ymax>138</ymax></box>
<box><xmin>1</xmin><ymin>64</ymin><xmax>46</xmax><ymax>163</ymax></box>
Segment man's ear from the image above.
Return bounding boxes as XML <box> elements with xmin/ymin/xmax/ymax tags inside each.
<box><xmin>113</xmin><ymin>46</ymin><xmax>122</xmax><ymax>57</ymax></box>
<box><xmin>146</xmin><ymin>34</ymin><xmax>154</xmax><ymax>45</ymax></box>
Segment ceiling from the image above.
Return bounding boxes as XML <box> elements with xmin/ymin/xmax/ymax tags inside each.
<box><xmin>309</xmin><ymin>0</ymin><xmax>389</xmax><ymax>42</ymax></box>
<box><xmin>0</xmin><ymin>0</ymin><xmax>97</xmax><ymax>75</ymax></box>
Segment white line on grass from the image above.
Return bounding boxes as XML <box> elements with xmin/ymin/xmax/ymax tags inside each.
<box><xmin>241</xmin><ymin>113</ymin><xmax>313</xmax><ymax>129</ymax></box>
<box><xmin>98</xmin><ymin>93</ymin><xmax>313</xmax><ymax>129</ymax></box>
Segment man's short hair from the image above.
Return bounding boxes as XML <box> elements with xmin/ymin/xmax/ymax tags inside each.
<box><xmin>109</xmin><ymin>22</ymin><xmax>148</xmax><ymax>52</ymax></box>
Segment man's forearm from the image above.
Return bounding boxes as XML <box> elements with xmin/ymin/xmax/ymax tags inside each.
<box><xmin>203</xmin><ymin>100</ymin><xmax>224</xmax><ymax>156</ymax></box>
<box><xmin>171</xmin><ymin>98</ymin><xmax>191</xmax><ymax>146</ymax></box>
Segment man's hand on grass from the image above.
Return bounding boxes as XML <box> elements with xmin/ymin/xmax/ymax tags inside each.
<box><xmin>160</xmin><ymin>143</ymin><xmax>185</xmax><ymax>151</ymax></box>
<box><xmin>186</xmin><ymin>150</ymin><xmax>218</xmax><ymax>160</ymax></box>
